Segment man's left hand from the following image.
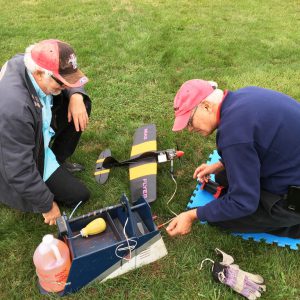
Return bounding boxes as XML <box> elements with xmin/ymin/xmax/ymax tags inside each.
<box><xmin>68</xmin><ymin>93</ymin><xmax>89</xmax><ymax>131</ymax></box>
<box><xmin>166</xmin><ymin>209</ymin><xmax>198</xmax><ymax>237</ymax></box>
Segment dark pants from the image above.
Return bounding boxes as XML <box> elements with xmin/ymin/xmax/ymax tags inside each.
<box><xmin>45</xmin><ymin>166</ymin><xmax>90</xmax><ymax>208</ymax></box>
<box><xmin>45</xmin><ymin>93</ymin><xmax>91</xmax><ymax>208</ymax></box>
<box><xmin>210</xmin><ymin>171</ymin><xmax>300</xmax><ymax>238</ymax></box>
<box><xmin>50</xmin><ymin>93</ymin><xmax>91</xmax><ymax>163</ymax></box>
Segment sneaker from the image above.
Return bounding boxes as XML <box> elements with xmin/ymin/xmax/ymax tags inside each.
<box><xmin>62</xmin><ymin>162</ymin><xmax>85</xmax><ymax>173</ymax></box>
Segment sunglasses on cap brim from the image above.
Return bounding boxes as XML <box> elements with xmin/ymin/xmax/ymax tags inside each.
<box><xmin>51</xmin><ymin>75</ymin><xmax>65</xmax><ymax>86</ymax></box>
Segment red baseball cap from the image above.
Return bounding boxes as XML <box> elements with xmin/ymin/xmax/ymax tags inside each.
<box><xmin>30</xmin><ymin>39</ymin><xmax>88</xmax><ymax>88</ymax></box>
<box><xmin>172</xmin><ymin>79</ymin><xmax>216</xmax><ymax>131</ymax></box>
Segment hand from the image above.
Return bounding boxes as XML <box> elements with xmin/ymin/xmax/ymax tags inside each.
<box><xmin>42</xmin><ymin>201</ymin><xmax>61</xmax><ymax>226</ymax></box>
<box><xmin>166</xmin><ymin>209</ymin><xmax>198</xmax><ymax>237</ymax></box>
<box><xmin>68</xmin><ymin>93</ymin><xmax>89</xmax><ymax>132</ymax></box>
<box><xmin>193</xmin><ymin>161</ymin><xmax>224</xmax><ymax>182</ymax></box>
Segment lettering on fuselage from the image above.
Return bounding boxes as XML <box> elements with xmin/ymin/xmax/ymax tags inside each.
<box><xmin>144</xmin><ymin>128</ymin><xmax>148</xmax><ymax>140</ymax></box>
<box><xmin>142</xmin><ymin>178</ymin><xmax>148</xmax><ymax>199</ymax></box>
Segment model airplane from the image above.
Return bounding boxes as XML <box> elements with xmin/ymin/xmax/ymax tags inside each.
<box><xmin>94</xmin><ymin>124</ymin><xmax>183</xmax><ymax>203</ymax></box>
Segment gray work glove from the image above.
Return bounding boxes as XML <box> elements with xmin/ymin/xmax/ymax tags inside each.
<box><xmin>200</xmin><ymin>248</ymin><xmax>266</xmax><ymax>300</ymax></box>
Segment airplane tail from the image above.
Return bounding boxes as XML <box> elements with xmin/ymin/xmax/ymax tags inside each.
<box><xmin>94</xmin><ymin>148</ymin><xmax>111</xmax><ymax>184</ymax></box>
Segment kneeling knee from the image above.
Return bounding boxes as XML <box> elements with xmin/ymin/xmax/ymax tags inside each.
<box><xmin>76</xmin><ymin>186</ymin><xmax>90</xmax><ymax>204</ymax></box>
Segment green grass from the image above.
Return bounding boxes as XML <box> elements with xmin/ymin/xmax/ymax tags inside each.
<box><xmin>1</xmin><ymin>0</ymin><xmax>300</xmax><ymax>299</ymax></box>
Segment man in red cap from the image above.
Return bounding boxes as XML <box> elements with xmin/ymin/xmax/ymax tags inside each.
<box><xmin>167</xmin><ymin>79</ymin><xmax>300</xmax><ymax>238</ymax></box>
<box><xmin>0</xmin><ymin>39</ymin><xmax>91</xmax><ymax>225</ymax></box>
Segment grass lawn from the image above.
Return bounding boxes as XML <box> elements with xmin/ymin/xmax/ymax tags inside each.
<box><xmin>1</xmin><ymin>0</ymin><xmax>300</xmax><ymax>299</ymax></box>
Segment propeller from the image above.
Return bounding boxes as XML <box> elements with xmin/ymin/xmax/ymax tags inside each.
<box><xmin>176</xmin><ymin>142</ymin><xmax>183</xmax><ymax>166</ymax></box>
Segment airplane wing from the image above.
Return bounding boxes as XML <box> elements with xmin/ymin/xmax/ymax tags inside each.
<box><xmin>129</xmin><ymin>124</ymin><xmax>157</xmax><ymax>203</ymax></box>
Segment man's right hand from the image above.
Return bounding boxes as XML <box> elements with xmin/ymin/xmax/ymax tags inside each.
<box><xmin>42</xmin><ymin>201</ymin><xmax>61</xmax><ymax>226</ymax></box>
<box><xmin>166</xmin><ymin>209</ymin><xmax>198</xmax><ymax>237</ymax></box>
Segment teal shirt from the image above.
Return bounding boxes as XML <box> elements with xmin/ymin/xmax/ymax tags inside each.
<box><xmin>28</xmin><ymin>72</ymin><xmax>60</xmax><ymax>181</ymax></box>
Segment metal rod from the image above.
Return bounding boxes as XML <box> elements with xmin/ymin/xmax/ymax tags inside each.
<box><xmin>69</xmin><ymin>203</ymin><xmax>123</xmax><ymax>223</ymax></box>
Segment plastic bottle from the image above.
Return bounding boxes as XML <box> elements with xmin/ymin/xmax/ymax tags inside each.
<box><xmin>33</xmin><ymin>234</ymin><xmax>71</xmax><ymax>292</ymax></box>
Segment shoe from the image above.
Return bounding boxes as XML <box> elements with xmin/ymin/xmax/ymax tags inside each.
<box><xmin>62</xmin><ymin>162</ymin><xmax>85</xmax><ymax>173</ymax></box>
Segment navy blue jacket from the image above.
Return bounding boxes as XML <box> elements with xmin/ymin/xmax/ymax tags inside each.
<box><xmin>197</xmin><ymin>86</ymin><xmax>300</xmax><ymax>222</ymax></box>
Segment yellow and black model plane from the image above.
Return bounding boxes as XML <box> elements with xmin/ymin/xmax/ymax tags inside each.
<box><xmin>94</xmin><ymin>124</ymin><xmax>183</xmax><ymax>203</ymax></box>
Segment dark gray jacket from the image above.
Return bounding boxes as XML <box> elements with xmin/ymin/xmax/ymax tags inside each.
<box><xmin>0</xmin><ymin>54</ymin><xmax>90</xmax><ymax>213</ymax></box>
